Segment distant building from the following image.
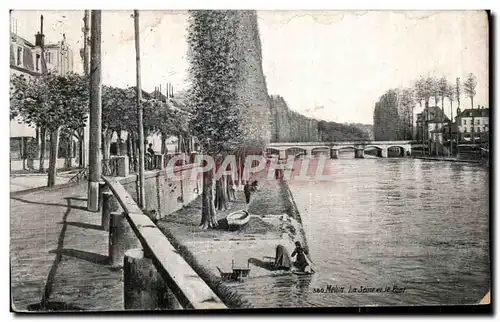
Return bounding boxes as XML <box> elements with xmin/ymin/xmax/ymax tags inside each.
<box><xmin>415</xmin><ymin>106</ymin><xmax>450</xmax><ymax>142</ymax></box>
<box><xmin>10</xmin><ymin>16</ymin><xmax>76</xmax><ymax>171</ymax></box>
<box><xmin>456</xmin><ymin>106</ymin><xmax>489</xmax><ymax>142</ymax></box>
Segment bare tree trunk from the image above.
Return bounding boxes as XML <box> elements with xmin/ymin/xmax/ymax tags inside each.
<box><xmin>161</xmin><ymin>132</ymin><xmax>167</xmax><ymax>155</ymax></box>
<box><xmin>47</xmin><ymin>128</ymin><xmax>60</xmax><ymax>187</ymax></box>
<box><xmin>103</xmin><ymin>129</ymin><xmax>113</xmax><ymax>160</ymax></box>
<box><xmin>214</xmin><ymin>155</ymin><xmax>229</xmax><ymax>211</ymax></box>
<box><xmin>425</xmin><ymin>99</ymin><xmax>430</xmax><ymax>156</ymax></box>
<box><xmin>21</xmin><ymin>137</ymin><xmax>26</xmax><ymax>170</ymax></box>
<box><xmin>131</xmin><ymin>132</ymin><xmax>138</xmax><ymax>173</ymax></box>
<box><xmin>117</xmin><ymin>128</ymin><xmax>122</xmax><ymax>155</ymax></box>
<box><xmin>126</xmin><ymin>133</ymin><xmax>131</xmax><ymax>156</ymax></box>
<box><xmin>64</xmin><ymin>134</ymin><xmax>73</xmax><ymax>169</ymax></box>
<box><xmin>226</xmin><ymin>175</ymin><xmax>235</xmax><ymax>202</ymax></box>
<box><xmin>471</xmin><ymin>97</ymin><xmax>475</xmax><ymax>145</ymax></box>
<box><xmin>215</xmin><ymin>176</ymin><xmax>228</xmax><ymax>211</ymax></box>
<box><xmin>39</xmin><ymin>127</ymin><xmax>47</xmax><ymax>173</ymax></box>
<box><xmin>449</xmin><ymin>100</ymin><xmax>453</xmax><ymax>156</ymax></box>
<box><xmin>76</xmin><ymin>128</ymin><xmax>83</xmax><ymax>167</ymax></box>
<box><xmin>200</xmin><ymin>158</ymin><xmax>217</xmax><ymax>229</ymax></box>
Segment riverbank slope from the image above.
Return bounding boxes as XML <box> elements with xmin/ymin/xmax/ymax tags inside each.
<box><xmin>156</xmin><ymin>171</ymin><xmax>308</xmax><ymax>308</ymax></box>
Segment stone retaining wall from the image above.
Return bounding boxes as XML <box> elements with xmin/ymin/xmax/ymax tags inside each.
<box><xmin>119</xmin><ymin>164</ymin><xmax>202</xmax><ymax>220</ymax></box>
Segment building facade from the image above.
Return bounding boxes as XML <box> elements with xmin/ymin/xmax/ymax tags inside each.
<box><xmin>10</xmin><ymin>19</ymin><xmax>77</xmax><ymax>171</ymax></box>
<box><xmin>456</xmin><ymin>106</ymin><xmax>489</xmax><ymax>142</ymax></box>
<box><xmin>415</xmin><ymin>106</ymin><xmax>450</xmax><ymax>142</ymax></box>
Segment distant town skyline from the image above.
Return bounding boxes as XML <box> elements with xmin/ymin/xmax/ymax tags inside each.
<box><xmin>10</xmin><ymin>10</ymin><xmax>489</xmax><ymax>125</ymax></box>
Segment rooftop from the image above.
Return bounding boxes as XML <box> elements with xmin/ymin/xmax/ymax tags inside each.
<box><xmin>10</xmin><ymin>32</ymin><xmax>35</xmax><ymax>48</ymax></box>
<box><xmin>459</xmin><ymin>108</ymin><xmax>489</xmax><ymax>118</ymax></box>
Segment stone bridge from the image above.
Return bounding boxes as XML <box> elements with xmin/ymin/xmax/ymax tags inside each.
<box><xmin>267</xmin><ymin>141</ymin><xmax>412</xmax><ymax>159</ymax></box>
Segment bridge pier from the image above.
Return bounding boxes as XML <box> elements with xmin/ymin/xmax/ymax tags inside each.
<box><xmin>305</xmin><ymin>149</ymin><xmax>312</xmax><ymax>157</ymax></box>
<box><xmin>379</xmin><ymin>148</ymin><xmax>388</xmax><ymax>158</ymax></box>
<box><xmin>330</xmin><ymin>149</ymin><xmax>339</xmax><ymax>159</ymax></box>
<box><xmin>279</xmin><ymin>150</ymin><xmax>287</xmax><ymax>160</ymax></box>
<box><xmin>355</xmin><ymin>149</ymin><xmax>364</xmax><ymax>159</ymax></box>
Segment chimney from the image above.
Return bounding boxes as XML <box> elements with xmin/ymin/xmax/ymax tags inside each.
<box><xmin>35</xmin><ymin>15</ymin><xmax>45</xmax><ymax>47</ymax></box>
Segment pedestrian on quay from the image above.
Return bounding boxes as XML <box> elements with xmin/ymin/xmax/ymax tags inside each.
<box><xmin>244</xmin><ymin>180</ymin><xmax>259</xmax><ymax>204</ymax></box>
<box><xmin>146</xmin><ymin>143</ymin><xmax>155</xmax><ymax>169</ymax></box>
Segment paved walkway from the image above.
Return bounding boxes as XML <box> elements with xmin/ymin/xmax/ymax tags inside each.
<box><xmin>10</xmin><ymin>173</ymin><xmax>72</xmax><ymax>193</ymax></box>
<box><xmin>10</xmin><ymin>182</ymin><xmax>123</xmax><ymax>312</ymax></box>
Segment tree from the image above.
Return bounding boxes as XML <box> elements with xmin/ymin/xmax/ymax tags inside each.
<box><xmin>463</xmin><ymin>72</ymin><xmax>478</xmax><ymax>143</ymax></box>
<box><xmin>399</xmin><ymin>88</ymin><xmax>414</xmax><ymax>140</ymax></box>
<box><xmin>445</xmin><ymin>83</ymin><xmax>456</xmax><ymax>155</ymax></box>
<box><xmin>101</xmin><ymin>86</ymin><xmax>128</xmax><ymax>163</ymax></box>
<box><xmin>187</xmin><ymin>10</ymin><xmax>244</xmax><ymax>229</ymax></box>
<box><xmin>10</xmin><ymin>72</ymin><xmax>89</xmax><ymax>186</ymax></box>
<box><xmin>437</xmin><ymin>77</ymin><xmax>448</xmax><ymax>113</ymax></box>
<box><xmin>463</xmin><ymin>72</ymin><xmax>478</xmax><ymax>110</ymax></box>
<box><xmin>456</xmin><ymin>77</ymin><xmax>462</xmax><ymax>109</ymax></box>
<box><xmin>373</xmin><ymin>89</ymin><xmax>400</xmax><ymax>141</ymax></box>
<box><xmin>143</xmin><ymin>100</ymin><xmax>190</xmax><ymax>155</ymax></box>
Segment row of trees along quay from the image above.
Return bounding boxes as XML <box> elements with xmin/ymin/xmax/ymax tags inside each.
<box><xmin>9</xmin><ymin>11</ymin><xmax>190</xmax><ymax>210</ymax></box>
<box><xmin>373</xmin><ymin>72</ymin><xmax>479</xmax><ymax>156</ymax></box>
<box><xmin>10</xmin><ymin>10</ymin><xmax>273</xmax><ymax>229</ymax></box>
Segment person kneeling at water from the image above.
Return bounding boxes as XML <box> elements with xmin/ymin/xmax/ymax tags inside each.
<box><xmin>291</xmin><ymin>241</ymin><xmax>309</xmax><ymax>272</ymax></box>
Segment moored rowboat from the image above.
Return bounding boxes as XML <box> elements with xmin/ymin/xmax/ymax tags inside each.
<box><xmin>226</xmin><ymin>210</ymin><xmax>250</xmax><ymax>230</ymax></box>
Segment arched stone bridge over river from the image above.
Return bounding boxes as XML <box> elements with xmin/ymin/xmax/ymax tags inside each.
<box><xmin>267</xmin><ymin>141</ymin><xmax>412</xmax><ymax>159</ymax></box>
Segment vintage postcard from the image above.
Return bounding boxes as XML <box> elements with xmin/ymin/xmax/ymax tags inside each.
<box><xmin>9</xmin><ymin>9</ymin><xmax>490</xmax><ymax>313</ymax></box>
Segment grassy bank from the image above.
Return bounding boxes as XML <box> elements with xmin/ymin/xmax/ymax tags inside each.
<box><xmin>156</xmin><ymin>172</ymin><xmax>308</xmax><ymax>308</ymax></box>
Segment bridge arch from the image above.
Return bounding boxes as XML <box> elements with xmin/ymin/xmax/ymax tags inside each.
<box><xmin>387</xmin><ymin>145</ymin><xmax>407</xmax><ymax>156</ymax></box>
<box><xmin>336</xmin><ymin>146</ymin><xmax>356</xmax><ymax>151</ymax></box>
<box><xmin>363</xmin><ymin>145</ymin><xmax>383</xmax><ymax>151</ymax></box>
<box><xmin>266</xmin><ymin>148</ymin><xmax>280</xmax><ymax>155</ymax></box>
<box><xmin>285</xmin><ymin>147</ymin><xmax>307</xmax><ymax>158</ymax></box>
<box><xmin>311</xmin><ymin>146</ymin><xmax>330</xmax><ymax>157</ymax></box>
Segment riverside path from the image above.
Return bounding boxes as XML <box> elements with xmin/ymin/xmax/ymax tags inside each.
<box><xmin>10</xmin><ymin>182</ymin><xmax>123</xmax><ymax>312</ymax></box>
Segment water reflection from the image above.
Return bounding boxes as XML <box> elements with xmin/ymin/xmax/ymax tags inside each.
<box><xmin>232</xmin><ymin>158</ymin><xmax>489</xmax><ymax>307</ymax></box>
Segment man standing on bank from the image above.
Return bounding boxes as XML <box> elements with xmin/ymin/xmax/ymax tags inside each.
<box><xmin>244</xmin><ymin>180</ymin><xmax>259</xmax><ymax>204</ymax></box>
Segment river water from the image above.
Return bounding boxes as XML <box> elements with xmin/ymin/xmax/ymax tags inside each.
<box><xmin>230</xmin><ymin>154</ymin><xmax>490</xmax><ymax>307</ymax></box>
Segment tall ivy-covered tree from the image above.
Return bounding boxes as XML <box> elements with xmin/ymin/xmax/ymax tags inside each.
<box><xmin>397</xmin><ymin>88</ymin><xmax>415</xmax><ymax>140</ymax></box>
<box><xmin>187</xmin><ymin>10</ymin><xmax>244</xmax><ymax>229</ymax></box>
<box><xmin>10</xmin><ymin>72</ymin><xmax>89</xmax><ymax>186</ymax></box>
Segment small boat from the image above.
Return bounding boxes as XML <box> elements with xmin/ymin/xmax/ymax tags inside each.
<box><xmin>226</xmin><ymin>210</ymin><xmax>251</xmax><ymax>231</ymax></box>
<box><xmin>292</xmin><ymin>270</ymin><xmax>315</xmax><ymax>276</ymax></box>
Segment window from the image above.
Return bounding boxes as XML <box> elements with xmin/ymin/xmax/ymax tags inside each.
<box><xmin>477</xmin><ymin>127</ymin><xmax>481</xmax><ymax>133</ymax></box>
<box><xmin>45</xmin><ymin>51</ymin><xmax>51</xmax><ymax>64</ymax></box>
<box><xmin>476</xmin><ymin>119</ymin><xmax>481</xmax><ymax>125</ymax></box>
<box><xmin>35</xmin><ymin>54</ymin><xmax>40</xmax><ymax>71</ymax></box>
<box><xmin>16</xmin><ymin>47</ymin><xmax>22</xmax><ymax>66</ymax></box>
<box><xmin>470</xmin><ymin>127</ymin><xmax>474</xmax><ymax>133</ymax></box>
<box><xmin>463</xmin><ymin>119</ymin><xmax>467</xmax><ymax>125</ymax></box>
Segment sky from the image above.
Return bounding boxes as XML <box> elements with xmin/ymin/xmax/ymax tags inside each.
<box><xmin>10</xmin><ymin>10</ymin><xmax>489</xmax><ymax>125</ymax></box>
